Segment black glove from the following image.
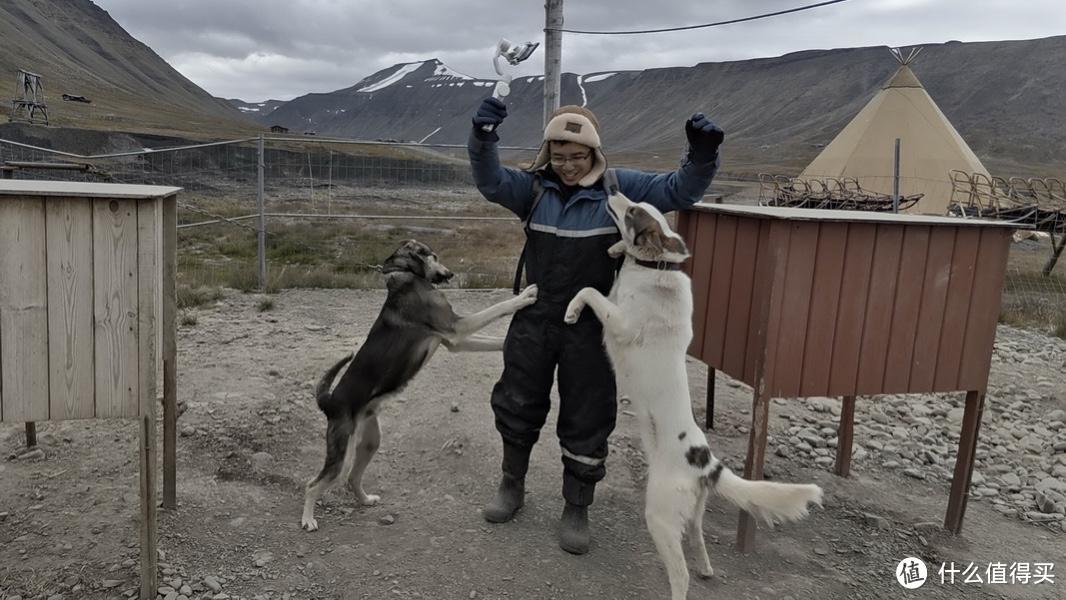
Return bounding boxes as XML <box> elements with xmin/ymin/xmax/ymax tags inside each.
<box><xmin>473</xmin><ymin>97</ymin><xmax>508</xmax><ymax>132</ymax></box>
<box><xmin>685</xmin><ymin>112</ymin><xmax>724</xmax><ymax>163</ymax></box>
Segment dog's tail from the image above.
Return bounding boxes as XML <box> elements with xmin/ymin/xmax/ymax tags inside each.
<box><xmin>315</xmin><ymin>353</ymin><xmax>354</xmax><ymax>413</ymax></box>
<box><xmin>711</xmin><ymin>463</ymin><xmax>823</xmax><ymax>526</ymax></box>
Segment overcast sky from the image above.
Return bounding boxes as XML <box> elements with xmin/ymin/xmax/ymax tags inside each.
<box><xmin>93</xmin><ymin>0</ymin><xmax>1064</xmax><ymax>102</ymax></box>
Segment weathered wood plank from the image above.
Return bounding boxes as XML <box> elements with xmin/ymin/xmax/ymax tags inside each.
<box><xmin>46</xmin><ymin>198</ymin><xmax>95</xmax><ymax>420</ymax></box>
<box><xmin>93</xmin><ymin>198</ymin><xmax>140</xmax><ymax>418</ymax></box>
<box><xmin>138</xmin><ymin>414</ymin><xmax>158</xmax><ymax>597</ymax></box>
<box><xmin>137</xmin><ymin>200</ymin><xmax>160</xmax><ymax>419</ymax></box>
<box><xmin>0</xmin><ymin>197</ymin><xmax>50</xmax><ymax>422</ymax></box>
<box><xmin>162</xmin><ymin>196</ymin><xmax>178</xmax><ymax>509</ymax></box>
<box><xmin>137</xmin><ymin>195</ymin><xmax>162</xmax><ymax>599</ymax></box>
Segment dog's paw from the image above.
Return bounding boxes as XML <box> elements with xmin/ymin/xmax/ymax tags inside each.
<box><xmin>301</xmin><ymin>516</ymin><xmax>319</xmax><ymax>532</ymax></box>
<box><xmin>607</xmin><ymin>241</ymin><xmax>626</xmax><ymax>258</ymax></box>
<box><xmin>697</xmin><ymin>564</ymin><xmax>715</xmax><ymax>579</ymax></box>
<box><xmin>518</xmin><ymin>284</ymin><xmax>538</xmax><ymax>306</ymax></box>
<box><xmin>358</xmin><ymin>493</ymin><xmax>381</xmax><ymax>506</ymax></box>
<box><xmin>563</xmin><ymin>301</ymin><xmax>583</xmax><ymax>325</ymax></box>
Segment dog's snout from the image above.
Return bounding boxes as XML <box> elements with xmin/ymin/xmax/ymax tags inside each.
<box><xmin>434</xmin><ymin>268</ymin><xmax>455</xmax><ymax>284</ymax></box>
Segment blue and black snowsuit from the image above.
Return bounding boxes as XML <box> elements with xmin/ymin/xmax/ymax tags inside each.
<box><xmin>467</xmin><ymin>127</ymin><xmax>719</xmax><ymax>505</ymax></box>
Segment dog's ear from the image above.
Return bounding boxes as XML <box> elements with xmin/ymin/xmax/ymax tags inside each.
<box><xmin>630</xmin><ymin>209</ymin><xmax>666</xmax><ymax>252</ymax></box>
<box><xmin>663</xmin><ymin>235</ymin><xmax>688</xmax><ymax>256</ymax></box>
<box><xmin>381</xmin><ymin>245</ymin><xmax>427</xmax><ymax>279</ymax></box>
<box><xmin>635</xmin><ymin>228</ymin><xmax>665</xmax><ymax>252</ymax></box>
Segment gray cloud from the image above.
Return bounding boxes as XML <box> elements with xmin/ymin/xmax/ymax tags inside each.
<box><xmin>94</xmin><ymin>0</ymin><xmax>1064</xmax><ymax>101</ymax></box>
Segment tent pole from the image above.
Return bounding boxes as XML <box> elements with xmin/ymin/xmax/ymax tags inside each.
<box><xmin>892</xmin><ymin>138</ymin><xmax>901</xmax><ymax>213</ymax></box>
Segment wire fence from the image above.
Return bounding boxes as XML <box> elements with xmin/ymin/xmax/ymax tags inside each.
<box><xmin>1000</xmin><ymin>234</ymin><xmax>1066</xmax><ymax>332</ymax></box>
<box><xmin>0</xmin><ymin>135</ymin><xmax>539</xmax><ymax>293</ymax></box>
<box><xmin>2</xmin><ymin>135</ymin><xmax>1064</xmax><ymax>332</ymax></box>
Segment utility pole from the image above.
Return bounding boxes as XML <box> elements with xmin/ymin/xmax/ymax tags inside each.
<box><xmin>256</xmin><ymin>134</ymin><xmax>266</xmax><ymax>291</ymax></box>
<box><xmin>543</xmin><ymin>0</ymin><xmax>564</xmax><ymax>127</ymax></box>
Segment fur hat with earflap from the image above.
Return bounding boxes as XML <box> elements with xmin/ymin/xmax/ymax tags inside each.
<box><xmin>528</xmin><ymin>105</ymin><xmax>607</xmax><ymax>187</ymax></box>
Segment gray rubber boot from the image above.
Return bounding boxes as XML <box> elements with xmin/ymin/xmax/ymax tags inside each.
<box><xmin>482</xmin><ymin>443</ymin><xmax>530</xmax><ymax>523</ymax></box>
<box><xmin>483</xmin><ymin>474</ymin><xmax>525</xmax><ymax>523</ymax></box>
<box><xmin>559</xmin><ymin>502</ymin><xmax>590</xmax><ymax>554</ymax></box>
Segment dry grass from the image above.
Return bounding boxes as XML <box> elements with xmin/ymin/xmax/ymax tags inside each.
<box><xmin>999</xmin><ymin>233</ymin><xmax>1066</xmax><ymax>330</ymax></box>
<box><xmin>176</xmin><ymin>183</ymin><xmax>523</xmax><ymax>291</ymax></box>
<box><xmin>177</xmin><ymin>285</ymin><xmax>225</xmax><ymax>309</ymax></box>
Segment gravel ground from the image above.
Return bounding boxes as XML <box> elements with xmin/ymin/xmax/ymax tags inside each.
<box><xmin>1</xmin><ymin>289</ymin><xmax>1062</xmax><ymax>600</ymax></box>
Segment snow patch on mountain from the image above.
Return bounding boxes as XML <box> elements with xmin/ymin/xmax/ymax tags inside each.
<box><xmin>584</xmin><ymin>72</ymin><xmax>617</xmax><ymax>83</ymax></box>
<box><xmin>433</xmin><ymin>63</ymin><xmax>472</xmax><ymax>80</ymax></box>
<box><xmin>357</xmin><ymin>62</ymin><xmax>423</xmax><ymax>93</ymax></box>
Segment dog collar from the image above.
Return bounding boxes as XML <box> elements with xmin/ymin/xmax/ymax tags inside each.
<box><xmin>633</xmin><ymin>258</ymin><xmax>684</xmax><ymax>271</ymax></box>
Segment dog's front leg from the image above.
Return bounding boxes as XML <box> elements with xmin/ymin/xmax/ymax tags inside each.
<box><xmin>442</xmin><ymin>333</ymin><xmax>506</xmax><ymax>352</ymax></box>
<box><xmin>451</xmin><ymin>284</ymin><xmax>537</xmax><ymax>336</ymax></box>
<box><xmin>607</xmin><ymin>240</ymin><xmax>626</xmax><ymax>258</ymax></box>
<box><xmin>564</xmin><ymin>288</ymin><xmax>638</xmax><ymax>342</ymax></box>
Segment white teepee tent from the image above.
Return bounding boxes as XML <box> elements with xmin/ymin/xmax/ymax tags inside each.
<box><xmin>800</xmin><ymin>48</ymin><xmax>989</xmax><ymax>215</ymax></box>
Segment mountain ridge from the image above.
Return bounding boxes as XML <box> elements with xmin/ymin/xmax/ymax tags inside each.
<box><xmin>0</xmin><ymin>0</ymin><xmax>256</xmax><ymax>137</ymax></box>
<box><xmin>228</xmin><ymin>36</ymin><xmax>1066</xmax><ymax>175</ymax></box>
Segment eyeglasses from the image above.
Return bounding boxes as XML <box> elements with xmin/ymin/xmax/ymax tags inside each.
<box><xmin>549</xmin><ymin>152</ymin><xmax>592</xmax><ymax>166</ymax></box>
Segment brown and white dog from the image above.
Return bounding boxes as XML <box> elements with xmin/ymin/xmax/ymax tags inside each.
<box><xmin>301</xmin><ymin>240</ymin><xmax>538</xmax><ymax>532</ymax></box>
<box><xmin>564</xmin><ymin>194</ymin><xmax>823</xmax><ymax>600</ymax></box>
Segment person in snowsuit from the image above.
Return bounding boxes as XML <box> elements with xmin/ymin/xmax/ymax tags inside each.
<box><xmin>467</xmin><ymin>97</ymin><xmax>723</xmax><ymax>554</ymax></box>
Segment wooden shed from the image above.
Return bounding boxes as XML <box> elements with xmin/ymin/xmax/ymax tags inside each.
<box><xmin>0</xmin><ymin>180</ymin><xmax>178</xmax><ymax>596</ymax></box>
<box><xmin>677</xmin><ymin>203</ymin><xmax>1019</xmax><ymax>552</ymax></box>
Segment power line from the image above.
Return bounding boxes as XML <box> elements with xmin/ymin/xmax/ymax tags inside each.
<box><xmin>548</xmin><ymin>0</ymin><xmax>852</xmax><ymax>35</ymax></box>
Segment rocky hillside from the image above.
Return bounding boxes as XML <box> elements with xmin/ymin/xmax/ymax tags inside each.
<box><xmin>0</xmin><ymin>0</ymin><xmax>255</xmax><ymax>137</ymax></box>
<box><xmin>236</xmin><ymin>37</ymin><xmax>1066</xmax><ymax>176</ymax></box>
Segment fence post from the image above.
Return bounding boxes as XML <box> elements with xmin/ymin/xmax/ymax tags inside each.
<box><xmin>257</xmin><ymin>135</ymin><xmax>266</xmax><ymax>291</ymax></box>
<box><xmin>10</xmin><ymin>143</ymin><xmax>39</xmax><ymax>446</ymax></box>
<box><xmin>1043</xmin><ymin>233</ymin><xmax>1065</xmax><ymax>277</ymax></box>
<box><xmin>307</xmin><ymin>152</ymin><xmax>314</xmax><ymax>210</ymax></box>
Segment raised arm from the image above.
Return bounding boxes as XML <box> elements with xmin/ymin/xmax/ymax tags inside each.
<box><xmin>468</xmin><ymin>98</ymin><xmax>538</xmax><ymax>219</ymax></box>
<box><xmin>615</xmin><ymin>113</ymin><xmax>724</xmax><ymax>214</ymax></box>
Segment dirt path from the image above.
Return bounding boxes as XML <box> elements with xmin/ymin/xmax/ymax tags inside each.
<box><xmin>1</xmin><ymin>289</ymin><xmax>1062</xmax><ymax>600</ymax></box>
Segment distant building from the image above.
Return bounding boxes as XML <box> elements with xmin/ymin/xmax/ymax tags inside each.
<box><xmin>270</xmin><ymin>125</ymin><xmax>289</xmax><ymax>133</ymax></box>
